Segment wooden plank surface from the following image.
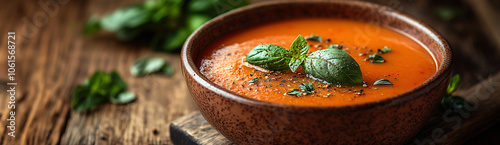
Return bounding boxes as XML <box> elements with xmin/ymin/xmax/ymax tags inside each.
<box><xmin>0</xmin><ymin>0</ymin><xmax>498</xmax><ymax>144</ymax></box>
<box><xmin>170</xmin><ymin>72</ymin><xmax>500</xmax><ymax>145</ymax></box>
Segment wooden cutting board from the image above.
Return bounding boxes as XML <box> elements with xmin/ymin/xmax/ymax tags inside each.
<box><xmin>170</xmin><ymin>72</ymin><xmax>500</xmax><ymax>145</ymax></box>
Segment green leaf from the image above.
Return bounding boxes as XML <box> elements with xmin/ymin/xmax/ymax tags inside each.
<box><xmin>303</xmin><ymin>48</ymin><xmax>363</xmax><ymax>86</ymax></box>
<box><xmin>100</xmin><ymin>5</ymin><xmax>149</xmax><ymax>32</ymax></box>
<box><xmin>378</xmin><ymin>46</ymin><xmax>391</xmax><ymax>54</ymax></box>
<box><xmin>152</xmin><ymin>28</ymin><xmax>191</xmax><ymax>52</ymax></box>
<box><xmin>249</xmin><ymin>78</ymin><xmax>258</xmax><ymax>84</ymax></box>
<box><xmin>72</xmin><ymin>71</ymin><xmax>131</xmax><ymax>111</ymax></box>
<box><xmin>305</xmin><ymin>34</ymin><xmax>322</xmax><ymax>42</ymax></box>
<box><xmin>299</xmin><ymin>83</ymin><xmax>314</xmax><ymax>93</ymax></box>
<box><xmin>327</xmin><ymin>44</ymin><xmax>340</xmax><ymax>49</ymax></box>
<box><xmin>244</xmin><ymin>44</ymin><xmax>291</xmax><ymax>71</ymax></box>
<box><xmin>287</xmin><ymin>89</ymin><xmax>302</xmax><ymax>97</ymax></box>
<box><xmin>162</xmin><ymin>63</ymin><xmax>175</xmax><ymax>76</ymax></box>
<box><xmin>447</xmin><ymin>74</ymin><xmax>460</xmax><ymax>95</ymax></box>
<box><xmin>289</xmin><ymin>35</ymin><xmax>309</xmax><ymax>72</ymax></box>
<box><xmin>83</xmin><ymin>16</ymin><xmax>101</xmax><ymax>35</ymax></box>
<box><xmin>131</xmin><ymin>58</ymin><xmax>165</xmax><ymax>76</ymax></box>
<box><xmin>187</xmin><ymin>14</ymin><xmax>212</xmax><ymax>32</ymax></box>
<box><xmin>373</xmin><ymin>79</ymin><xmax>393</xmax><ymax>85</ymax></box>
<box><xmin>369</xmin><ymin>53</ymin><xmax>385</xmax><ymax>63</ymax></box>
<box><xmin>111</xmin><ymin>91</ymin><xmax>136</xmax><ymax>104</ymax></box>
<box><xmin>441</xmin><ymin>96</ymin><xmax>472</xmax><ymax>113</ymax></box>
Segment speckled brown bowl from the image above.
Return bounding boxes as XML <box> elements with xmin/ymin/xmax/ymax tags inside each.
<box><xmin>181</xmin><ymin>0</ymin><xmax>452</xmax><ymax>144</ymax></box>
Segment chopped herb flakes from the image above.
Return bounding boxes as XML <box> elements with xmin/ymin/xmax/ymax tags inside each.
<box><xmin>373</xmin><ymin>79</ymin><xmax>393</xmax><ymax>85</ymax></box>
<box><xmin>378</xmin><ymin>46</ymin><xmax>391</xmax><ymax>54</ymax></box>
<box><xmin>249</xmin><ymin>78</ymin><xmax>258</xmax><ymax>84</ymax></box>
<box><xmin>305</xmin><ymin>34</ymin><xmax>322</xmax><ymax>42</ymax></box>
<box><xmin>368</xmin><ymin>53</ymin><xmax>385</xmax><ymax>63</ymax></box>
<box><xmin>287</xmin><ymin>89</ymin><xmax>302</xmax><ymax>97</ymax></box>
<box><xmin>299</xmin><ymin>83</ymin><xmax>314</xmax><ymax>93</ymax></box>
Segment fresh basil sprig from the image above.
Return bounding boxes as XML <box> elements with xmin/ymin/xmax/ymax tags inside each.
<box><xmin>299</xmin><ymin>83</ymin><xmax>314</xmax><ymax>93</ymax></box>
<box><xmin>245</xmin><ymin>35</ymin><xmax>363</xmax><ymax>86</ymax></box>
<box><xmin>289</xmin><ymin>35</ymin><xmax>309</xmax><ymax>72</ymax></box>
<box><xmin>84</xmin><ymin>0</ymin><xmax>249</xmax><ymax>52</ymax></box>
<box><xmin>305</xmin><ymin>34</ymin><xmax>322</xmax><ymax>42</ymax></box>
<box><xmin>303</xmin><ymin>48</ymin><xmax>363</xmax><ymax>86</ymax></box>
<box><xmin>245</xmin><ymin>44</ymin><xmax>291</xmax><ymax>71</ymax></box>
<box><xmin>73</xmin><ymin>71</ymin><xmax>136</xmax><ymax>111</ymax></box>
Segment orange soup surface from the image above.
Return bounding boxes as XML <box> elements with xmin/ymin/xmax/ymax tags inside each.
<box><xmin>198</xmin><ymin>18</ymin><xmax>437</xmax><ymax>106</ymax></box>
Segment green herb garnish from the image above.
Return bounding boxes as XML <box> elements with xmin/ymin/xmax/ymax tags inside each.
<box><xmin>303</xmin><ymin>48</ymin><xmax>363</xmax><ymax>86</ymax></box>
<box><xmin>249</xmin><ymin>78</ymin><xmax>258</xmax><ymax>84</ymax></box>
<box><xmin>289</xmin><ymin>35</ymin><xmax>309</xmax><ymax>72</ymax></box>
<box><xmin>441</xmin><ymin>75</ymin><xmax>472</xmax><ymax>113</ymax></box>
<box><xmin>130</xmin><ymin>58</ymin><xmax>174</xmax><ymax>77</ymax></box>
<box><xmin>245</xmin><ymin>35</ymin><xmax>363</xmax><ymax>86</ymax></box>
<box><xmin>373</xmin><ymin>79</ymin><xmax>393</xmax><ymax>85</ymax></box>
<box><xmin>73</xmin><ymin>71</ymin><xmax>136</xmax><ymax>111</ymax></box>
<box><xmin>245</xmin><ymin>44</ymin><xmax>291</xmax><ymax>71</ymax></box>
<box><xmin>305</xmin><ymin>34</ymin><xmax>322</xmax><ymax>42</ymax></box>
<box><xmin>378</xmin><ymin>46</ymin><xmax>391</xmax><ymax>54</ymax></box>
<box><xmin>368</xmin><ymin>53</ymin><xmax>385</xmax><ymax>63</ymax></box>
<box><xmin>287</xmin><ymin>89</ymin><xmax>302</xmax><ymax>97</ymax></box>
<box><xmin>84</xmin><ymin>0</ymin><xmax>249</xmax><ymax>52</ymax></box>
<box><xmin>299</xmin><ymin>83</ymin><xmax>314</xmax><ymax>93</ymax></box>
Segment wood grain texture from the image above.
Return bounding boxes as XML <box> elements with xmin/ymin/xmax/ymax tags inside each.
<box><xmin>170</xmin><ymin>72</ymin><xmax>500</xmax><ymax>145</ymax></box>
<box><xmin>0</xmin><ymin>0</ymin><xmax>498</xmax><ymax>144</ymax></box>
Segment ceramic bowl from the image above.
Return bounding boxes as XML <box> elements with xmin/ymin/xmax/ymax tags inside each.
<box><xmin>181</xmin><ymin>0</ymin><xmax>452</xmax><ymax>144</ymax></box>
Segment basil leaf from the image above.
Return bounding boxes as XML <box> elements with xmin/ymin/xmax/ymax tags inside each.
<box><xmin>287</xmin><ymin>89</ymin><xmax>302</xmax><ymax>97</ymax></box>
<box><xmin>369</xmin><ymin>53</ymin><xmax>385</xmax><ymax>63</ymax></box>
<box><xmin>131</xmin><ymin>58</ymin><xmax>165</xmax><ymax>76</ymax></box>
<box><xmin>83</xmin><ymin>16</ymin><xmax>101</xmax><ymax>35</ymax></box>
<box><xmin>441</xmin><ymin>96</ymin><xmax>472</xmax><ymax>113</ymax></box>
<box><xmin>187</xmin><ymin>14</ymin><xmax>212</xmax><ymax>31</ymax></box>
<box><xmin>373</xmin><ymin>79</ymin><xmax>393</xmax><ymax>85</ymax></box>
<box><xmin>245</xmin><ymin>44</ymin><xmax>291</xmax><ymax>71</ymax></box>
<box><xmin>73</xmin><ymin>71</ymin><xmax>132</xmax><ymax>111</ymax></box>
<box><xmin>111</xmin><ymin>91</ymin><xmax>136</xmax><ymax>104</ymax></box>
<box><xmin>303</xmin><ymin>48</ymin><xmax>363</xmax><ymax>86</ymax></box>
<box><xmin>249</xmin><ymin>78</ymin><xmax>258</xmax><ymax>84</ymax></box>
<box><xmin>289</xmin><ymin>35</ymin><xmax>309</xmax><ymax>72</ymax></box>
<box><xmin>162</xmin><ymin>63</ymin><xmax>175</xmax><ymax>76</ymax></box>
<box><xmin>299</xmin><ymin>83</ymin><xmax>314</xmax><ymax>93</ymax></box>
<box><xmin>378</xmin><ymin>46</ymin><xmax>391</xmax><ymax>54</ymax></box>
<box><xmin>152</xmin><ymin>28</ymin><xmax>191</xmax><ymax>52</ymax></box>
<box><xmin>447</xmin><ymin>74</ymin><xmax>460</xmax><ymax>95</ymax></box>
<box><xmin>305</xmin><ymin>34</ymin><xmax>322</xmax><ymax>42</ymax></box>
<box><xmin>100</xmin><ymin>5</ymin><xmax>149</xmax><ymax>32</ymax></box>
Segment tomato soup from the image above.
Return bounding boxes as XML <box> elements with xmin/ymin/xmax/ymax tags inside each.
<box><xmin>197</xmin><ymin>18</ymin><xmax>437</xmax><ymax>106</ymax></box>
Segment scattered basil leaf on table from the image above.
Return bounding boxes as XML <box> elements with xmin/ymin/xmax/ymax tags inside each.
<box><xmin>83</xmin><ymin>16</ymin><xmax>101</xmax><ymax>35</ymax></box>
<box><xmin>289</xmin><ymin>35</ymin><xmax>309</xmax><ymax>72</ymax></box>
<box><xmin>84</xmin><ymin>0</ymin><xmax>249</xmax><ymax>52</ymax></box>
<box><xmin>73</xmin><ymin>71</ymin><xmax>136</xmax><ymax>111</ymax></box>
<box><xmin>303</xmin><ymin>48</ymin><xmax>363</xmax><ymax>86</ymax></box>
<box><xmin>378</xmin><ymin>46</ymin><xmax>391</xmax><ymax>54</ymax></box>
<box><xmin>446</xmin><ymin>74</ymin><xmax>460</xmax><ymax>95</ymax></box>
<box><xmin>373</xmin><ymin>79</ymin><xmax>393</xmax><ymax>85</ymax></box>
<box><xmin>299</xmin><ymin>83</ymin><xmax>314</xmax><ymax>93</ymax></box>
<box><xmin>245</xmin><ymin>44</ymin><xmax>291</xmax><ymax>71</ymax></box>
<box><xmin>287</xmin><ymin>89</ymin><xmax>302</xmax><ymax>97</ymax></box>
<box><xmin>368</xmin><ymin>53</ymin><xmax>385</xmax><ymax>63</ymax></box>
<box><xmin>130</xmin><ymin>58</ymin><xmax>174</xmax><ymax>77</ymax></box>
<box><xmin>305</xmin><ymin>34</ymin><xmax>322</xmax><ymax>42</ymax></box>
<box><xmin>441</xmin><ymin>74</ymin><xmax>472</xmax><ymax>114</ymax></box>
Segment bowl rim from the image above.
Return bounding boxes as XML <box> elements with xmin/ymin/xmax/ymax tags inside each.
<box><xmin>181</xmin><ymin>0</ymin><xmax>452</xmax><ymax>111</ymax></box>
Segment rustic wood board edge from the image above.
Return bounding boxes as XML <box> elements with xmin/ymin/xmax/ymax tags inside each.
<box><xmin>170</xmin><ymin>72</ymin><xmax>500</xmax><ymax>145</ymax></box>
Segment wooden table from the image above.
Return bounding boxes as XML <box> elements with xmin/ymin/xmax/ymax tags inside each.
<box><xmin>0</xmin><ymin>0</ymin><xmax>498</xmax><ymax>144</ymax></box>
